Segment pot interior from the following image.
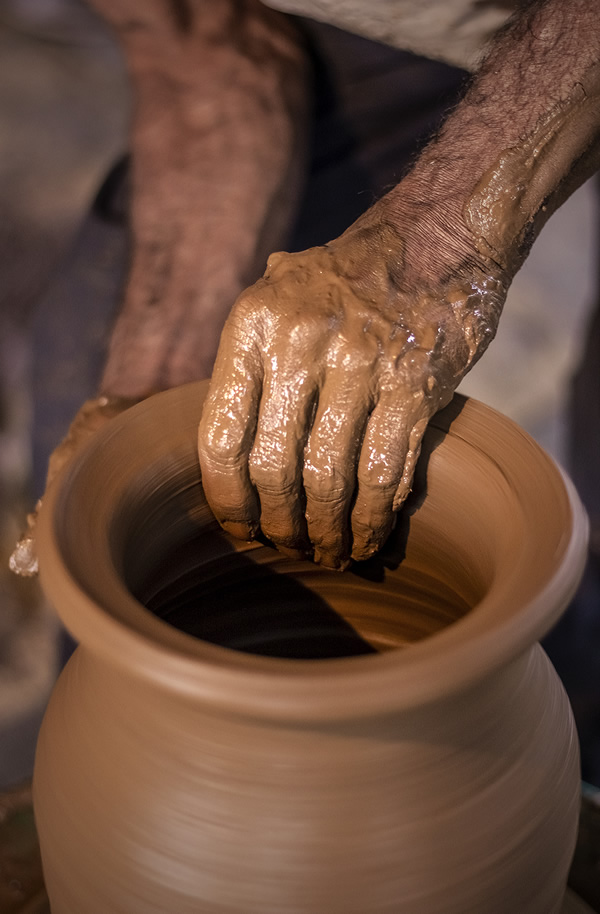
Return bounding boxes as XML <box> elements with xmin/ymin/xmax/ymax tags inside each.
<box><xmin>39</xmin><ymin>382</ymin><xmax>584</xmax><ymax>706</ymax></box>
<box><xmin>114</xmin><ymin>409</ymin><xmax>493</xmax><ymax>660</ymax></box>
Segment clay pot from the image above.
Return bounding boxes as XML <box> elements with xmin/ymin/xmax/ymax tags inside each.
<box><xmin>34</xmin><ymin>382</ymin><xmax>588</xmax><ymax>914</ymax></box>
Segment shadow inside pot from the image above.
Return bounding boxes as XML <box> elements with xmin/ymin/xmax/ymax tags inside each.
<box><xmin>118</xmin><ymin>398</ymin><xmax>472</xmax><ymax>661</ymax></box>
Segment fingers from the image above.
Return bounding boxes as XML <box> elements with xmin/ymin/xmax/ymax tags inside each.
<box><xmin>302</xmin><ymin>371</ymin><xmax>373</xmax><ymax>569</ymax></box>
<box><xmin>198</xmin><ymin>305</ymin><xmax>264</xmax><ymax>541</ymax></box>
<box><xmin>200</xmin><ymin>315</ymin><xmax>432</xmax><ymax>567</ymax></box>
<box><xmin>199</xmin><ymin>267</ymin><xmax>439</xmax><ymax>566</ymax></box>
<box><xmin>392</xmin><ymin>416</ymin><xmax>429</xmax><ymax>510</ymax></box>
<box><xmin>247</xmin><ymin>364</ymin><xmax>318</xmax><ymax>556</ymax></box>
<box><xmin>350</xmin><ymin>399</ymin><xmax>430</xmax><ymax>562</ymax></box>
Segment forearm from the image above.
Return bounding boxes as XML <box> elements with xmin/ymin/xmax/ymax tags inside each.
<box><xmin>197</xmin><ymin>0</ymin><xmax>599</xmax><ymax>568</ymax></box>
<box><xmin>380</xmin><ymin>0</ymin><xmax>600</xmax><ymax>285</ymax></box>
<box><xmin>86</xmin><ymin>0</ymin><xmax>311</xmax><ymax>397</ymax></box>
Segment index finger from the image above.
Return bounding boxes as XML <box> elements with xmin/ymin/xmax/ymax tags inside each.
<box><xmin>198</xmin><ymin>304</ymin><xmax>264</xmax><ymax>541</ymax></box>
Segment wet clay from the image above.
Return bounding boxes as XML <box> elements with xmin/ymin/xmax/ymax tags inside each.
<box><xmin>465</xmin><ymin>61</ymin><xmax>600</xmax><ymax>270</ymax></box>
<box><xmin>198</xmin><ymin>34</ymin><xmax>600</xmax><ymax>572</ymax></box>
<box><xmin>10</xmin><ymin>395</ymin><xmax>139</xmax><ymax>578</ymax></box>
<box><xmin>198</xmin><ymin>228</ymin><xmax>505</xmax><ymax>570</ymax></box>
<box><xmin>34</xmin><ymin>381</ymin><xmax>588</xmax><ymax>913</ymax></box>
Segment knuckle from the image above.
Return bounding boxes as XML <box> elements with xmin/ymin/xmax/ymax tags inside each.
<box><xmin>303</xmin><ymin>475</ymin><xmax>348</xmax><ymax>507</ymax></box>
<box><xmin>232</xmin><ymin>281</ymin><xmax>263</xmax><ymax>314</ymax></box>
<box><xmin>227</xmin><ymin>289</ymin><xmax>268</xmax><ymax>340</ymax></box>
<box><xmin>199</xmin><ymin>412</ymin><xmax>257</xmax><ymax>470</ymax></box>
<box><xmin>357</xmin><ymin>462</ymin><xmax>400</xmax><ymax>490</ymax></box>
<box><xmin>383</xmin><ymin>347</ymin><xmax>436</xmax><ymax>397</ymax></box>
<box><xmin>248</xmin><ymin>453</ymin><xmax>296</xmax><ymax>496</ymax></box>
<box><xmin>303</xmin><ymin>459</ymin><xmax>351</xmax><ymax>505</ymax></box>
<box><xmin>198</xmin><ymin>435</ymin><xmax>246</xmax><ymax>471</ymax></box>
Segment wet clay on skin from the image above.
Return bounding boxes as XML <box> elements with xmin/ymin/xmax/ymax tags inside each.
<box><xmin>465</xmin><ymin>61</ymin><xmax>600</xmax><ymax>271</ymax></box>
<box><xmin>199</xmin><ymin>58</ymin><xmax>600</xmax><ymax>572</ymax></box>
<box><xmin>199</xmin><ymin>226</ymin><xmax>504</xmax><ymax>569</ymax></box>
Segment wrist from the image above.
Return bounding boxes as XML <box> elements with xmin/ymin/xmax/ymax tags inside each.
<box><xmin>378</xmin><ymin>0</ymin><xmax>600</xmax><ymax>282</ymax></box>
<box><xmin>373</xmin><ymin>165</ymin><xmax>495</xmax><ymax>287</ymax></box>
<box><xmin>335</xmin><ymin>172</ymin><xmax>508</xmax><ymax>376</ymax></box>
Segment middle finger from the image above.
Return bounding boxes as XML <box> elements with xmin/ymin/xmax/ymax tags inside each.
<box><xmin>303</xmin><ymin>368</ymin><xmax>373</xmax><ymax>568</ymax></box>
<box><xmin>248</xmin><ymin>360</ymin><xmax>319</xmax><ymax>555</ymax></box>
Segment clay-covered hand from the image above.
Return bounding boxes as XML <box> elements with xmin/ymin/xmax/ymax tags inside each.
<box><xmin>199</xmin><ymin>211</ymin><xmax>506</xmax><ymax>569</ymax></box>
<box><xmin>10</xmin><ymin>396</ymin><xmax>138</xmax><ymax>577</ymax></box>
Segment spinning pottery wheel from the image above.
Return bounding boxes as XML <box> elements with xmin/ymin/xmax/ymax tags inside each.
<box><xmin>33</xmin><ymin>381</ymin><xmax>589</xmax><ymax>913</ymax></box>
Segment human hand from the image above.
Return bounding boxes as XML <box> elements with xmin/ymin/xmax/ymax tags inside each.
<box><xmin>198</xmin><ymin>206</ymin><xmax>507</xmax><ymax>570</ymax></box>
<box><xmin>92</xmin><ymin>0</ymin><xmax>309</xmax><ymax>400</ymax></box>
<box><xmin>9</xmin><ymin>396</ymin><xmax>138</xmax><ymax>577</ymax></box>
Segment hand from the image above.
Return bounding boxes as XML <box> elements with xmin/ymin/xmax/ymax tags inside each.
<box><xmin>200</xmin><ymin>0</ymin><xmax>600</xmax><ymax>571</ymax></box>
<box><xmin>198</xmin><ymin>206</ymin><xmax>506</xmax><ymax>569</ymax></box>
<box><xmin>10</xmin><ymin>396</ymin><xmax>138</xmax><ymax>577</ymax></box>
<box><xmin>92</xmin><ymin>0</ymin><xmax>309</xmax><ymax>400</ymax></box>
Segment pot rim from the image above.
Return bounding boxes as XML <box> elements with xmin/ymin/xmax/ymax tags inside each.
<box><xmin>37</xmin><ymin>384</ymin><xmax>589</xmax><ymax>722</ymax></box>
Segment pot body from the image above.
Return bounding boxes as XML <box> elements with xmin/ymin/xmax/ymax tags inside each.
<box><xmin>35</xmin><ymin>641</ymin><xmax>579</xmax><ymax>914</ymax></box>
<box><xmin>32</xmin><ymin>384</ymin><xmax>588</xmax><ymax>913</ymax></box>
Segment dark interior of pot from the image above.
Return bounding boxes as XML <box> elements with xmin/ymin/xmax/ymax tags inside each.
<box><xmin>113</xmin><ymin>420</ymin><xmax>494</xmax><ymax>661</ymax></box>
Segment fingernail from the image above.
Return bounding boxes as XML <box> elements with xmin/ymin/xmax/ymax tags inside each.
<box><xmin>221</xmin><ymin>520</ymin><xmax>258</xmax><ymax>542</ymax></box>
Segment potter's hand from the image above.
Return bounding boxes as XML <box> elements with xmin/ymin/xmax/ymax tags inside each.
<box><xmin>200</xmin><ymin>0</ymin><xmax>600</xmax><ymax>568</ymax></box>
<box><xmin>198</xmin><ymin>211</ymin><xmax>506</xmax><ymax>569</ymax></box>
<box><xmin>10</xmin><ymin>396</ymin><xmax>137</xmax><ymax>577</ymax></box>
